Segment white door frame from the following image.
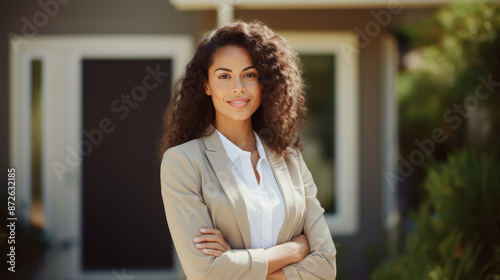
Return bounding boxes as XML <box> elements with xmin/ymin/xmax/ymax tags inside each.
<box><xmin>9</xmin><ymin>35</ymin><xmax>192</xmax><ymax>280</ymax></box>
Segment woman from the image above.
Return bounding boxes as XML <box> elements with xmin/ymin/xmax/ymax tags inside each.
<box><xmin>159</xmin><ymin>21</ymin><xmax>337</xmax><ymax>280</ymax></box>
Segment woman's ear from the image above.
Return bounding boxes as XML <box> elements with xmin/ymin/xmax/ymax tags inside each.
<box><xmin>204</xmin><ymin>80</ymin><xmax>211</xmax><ymax>96</ymax></box>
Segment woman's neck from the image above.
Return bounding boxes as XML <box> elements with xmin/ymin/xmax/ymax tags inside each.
<box><xmin>214</xmin><ymin>118</ymin><xmax>256</xmax><ymax>151</ymax></box>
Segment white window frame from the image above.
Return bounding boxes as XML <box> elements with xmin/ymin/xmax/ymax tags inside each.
<box><xmin>281</xmin><ymin>32</ymin><xmax>360</xmax><ymax>236</ymax></box>
<box><xmin>380</xmin><ymin>34</ymin><xmax>399</xmax><ymax>230</ymax></box>
<box><xmin>9</xmin><ymin>35</ymin><xmax>192</xmax><ymax>280</ymax></box>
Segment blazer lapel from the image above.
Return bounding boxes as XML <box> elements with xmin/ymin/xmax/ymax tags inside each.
<box><xmin>262</xmin><ymin>142</ymin><xmax>296</xmax><ymax>245</ymax></box>
<box><xmin>203</xmin><ymin>130</ymin><xmax>251</xmax><ymax>248</ymax></box>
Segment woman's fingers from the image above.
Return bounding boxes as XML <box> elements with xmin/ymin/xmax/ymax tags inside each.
<box><xmin>193</xmin><ymin>228</ymin><xmax>232</xmax><ymax>253</ymax></box>
<box><xmin>201</xmin><ymin>248</ymin><xmax>223</xmax><ymax>257</ymax></box>
<box><xmin>194</xmin><ymin>234</ymin><xmax>231</xmax><ymax>251</ymax></box>
<box><xmin>200</xmin><ymin>228</ymin><xmax>224</xmax><ymax>239</ymax></box>
<box><xmin>195</xmin><ymin>242</ymin><xmax>227</xmax><ymax>252</ymax></box>
<box><xmin>194</xmin><ymin>234</ymin><xmax>219</xmax><ymax>243</ymax></box>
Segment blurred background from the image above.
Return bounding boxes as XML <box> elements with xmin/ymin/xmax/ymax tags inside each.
<box><xmin>1</xmin><ymin>0</ymin><xmax>499</xmax><ymax>279</ymax></box>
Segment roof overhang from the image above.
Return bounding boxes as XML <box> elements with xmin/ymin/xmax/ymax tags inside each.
<box><xmin>170</xmin><ymin>0</ymin><xmax>476</xmax><ymax>10</ymax></box>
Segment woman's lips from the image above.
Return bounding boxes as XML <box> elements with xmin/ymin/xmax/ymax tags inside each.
<box><xmin>227</xmin><ymin>98</ymin><xmax>250</xmax><ymax>108</ymax></box>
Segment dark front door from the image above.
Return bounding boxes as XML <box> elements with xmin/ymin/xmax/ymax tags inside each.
<box><xmin>82</xmin><ymin>59</ymin><xmax>173</xmax><ymax>271</ymax></box>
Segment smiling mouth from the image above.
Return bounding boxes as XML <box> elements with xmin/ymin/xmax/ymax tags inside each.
<box><xmin>227</xmin><ymin>99</ymin><xmax>250</xmax><ymax>108</ymax></box>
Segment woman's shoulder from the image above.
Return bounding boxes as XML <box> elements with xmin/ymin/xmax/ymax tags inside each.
<box><xmin>163</xmin><ymin>138</ymin><xmax>205</xmax><ymax>161</ymax></box>
<box><xmin>160</xmin><ymin>139</ymin><xmax>205</xmax><ymax>190</ymax></box>
<box><xmin>283</xmin><ymin>146</ymin><xmax>302</xmax><ymax>161</ymax></box>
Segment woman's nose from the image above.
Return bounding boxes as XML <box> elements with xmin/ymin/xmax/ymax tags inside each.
<box><xmin>232</xmin><ymin>77</ymin><xmax>245</xmax><ymax>94</ymax></box>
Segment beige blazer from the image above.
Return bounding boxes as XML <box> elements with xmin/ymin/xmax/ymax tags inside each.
<box><xmin>160</xmin><ymin>129</ymin><xmax>337</xmax><ymax>280</ymax></box>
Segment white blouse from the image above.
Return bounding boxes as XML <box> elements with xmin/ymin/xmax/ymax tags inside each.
<box><xmin>215</xmin><ymin>129</ymin><xmax>285</xmax><ymax>249</ymax></box>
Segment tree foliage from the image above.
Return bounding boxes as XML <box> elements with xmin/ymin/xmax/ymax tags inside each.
<box><xmin>398</xmin><ymin>1</ymin><xmax>500</xmax><ymax>159</ymax></box>
<box><xmin>372</xmin><ymin>150</ymin><xmax>500</xmax><ymax>280</ymax></box>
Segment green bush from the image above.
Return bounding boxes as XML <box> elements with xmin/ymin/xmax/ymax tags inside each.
<box><xmin>372</xmin><ymin>150</ymin><xmax>500</xmax><ymax>280</ymax></box>
<box><xmin>398</xmin><ymin>2</ymin><xmax>500</xmax><ymax>159</ymax></box>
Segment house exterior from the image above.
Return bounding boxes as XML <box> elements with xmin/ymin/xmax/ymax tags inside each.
<box><xmin>0</xmin><ymin>1</ymin><xmax>453</xmax><ymax>279</ymax></box>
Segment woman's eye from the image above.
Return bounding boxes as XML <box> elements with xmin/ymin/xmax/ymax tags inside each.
<box><xmin>218</xmin><ymin>74</ymin><xmax>230</xmax><ymax>79</ymax></box>
<box><xmin>244</xmin><ymin>73</ymin><xmax>257</xmax><ymax>78</ymax></box>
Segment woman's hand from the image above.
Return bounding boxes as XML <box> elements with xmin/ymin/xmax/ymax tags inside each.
<box><xmin>289</xmin><ymin>234</ymin><xmax>310</xmax><ymax>263</ymax></box>
<box><xmin>193</xmin><ymin>228</ymin><xmax>232</xmax><ymax>257</ymax></box>
<box><xmin>264</xmin><ymin>233</ymin><xmax>310</xmax><ymax>275</ymax></box>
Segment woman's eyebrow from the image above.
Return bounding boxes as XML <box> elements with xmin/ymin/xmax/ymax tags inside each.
<box><xmin>214</xmin><ymin>65</ymin><xmax>256</xmax><ymax>73</ymax></box>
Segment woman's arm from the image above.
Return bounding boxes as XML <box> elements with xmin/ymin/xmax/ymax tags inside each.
<box><xmin>266</xmin><ymin>269</ymin><xmax>287</xmax><ymax>280</ymax></box>
<box><xmin>280</xmin><ymin>151</ymin><xmax>337</xmax><ymax>280</ymax></box>
<box><xmin>161</xmin><ymin>148</ymin><xmax>268</xmax><ymax>280</ymax></box>
<box><xmin>194</xmin><ymin>228</ymin><xmax>310</xmax><ymax>277</ymax></box>
<box><xmin>264</xmin><ymin>234</ymin><xmax>309</xmax><ymax>274</ymax></box>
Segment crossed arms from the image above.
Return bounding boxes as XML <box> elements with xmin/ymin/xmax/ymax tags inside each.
<box><xmin>160</xmin><ymin>147</ymin><xmax>337</xmax><ymax>280</ymax></box>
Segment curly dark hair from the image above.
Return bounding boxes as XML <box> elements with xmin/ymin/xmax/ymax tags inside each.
<box><xmin>158</xmin><ymin>20</ymin><xmax>307</xmax><ymax>158</ymax></box>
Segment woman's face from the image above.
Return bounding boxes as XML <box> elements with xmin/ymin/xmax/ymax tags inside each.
<box><xmin>205</xmin><ymin>46</ymin><xmax>262</xmax><ymax>126</ymax></box>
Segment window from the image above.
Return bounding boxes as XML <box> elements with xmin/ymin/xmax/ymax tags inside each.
<box><xmin>300</xmin><ymin>54</ymin><xmax>336</xmax><ymax>213</ymax></box>
<box><xmin>282</xmin><ymin>32</ymin><xmax>360</xmax><ymax>235</ymax></box>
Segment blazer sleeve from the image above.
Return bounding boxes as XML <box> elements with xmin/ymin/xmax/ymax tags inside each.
<box><xmin>160</xmin><ymin>147</ymin><xmax>268</xmax><ymax>280</ymax></box>
<box><xmin>282</xmin><ymin>151</ymin><xmax>337</xmax><ymax>280</ymax></box>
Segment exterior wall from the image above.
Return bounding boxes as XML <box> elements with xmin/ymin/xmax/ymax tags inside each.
<box><xmin>0</xmin><ymin>2</ymin><xmax>436</xmax><ymax>279</ymax></box>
